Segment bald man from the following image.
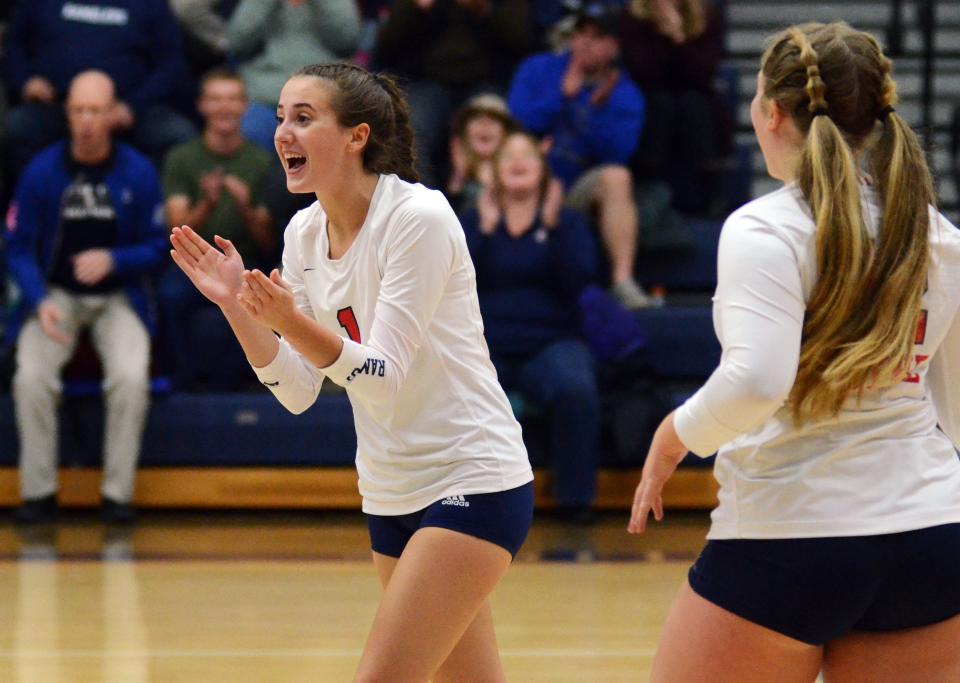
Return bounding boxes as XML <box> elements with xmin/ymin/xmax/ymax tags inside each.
<box><xmin>3</xmin><ymin>0</ymin><xmax>196</xmax><ymax>181</ymax></box>
<box><xmin>4</xmin><ymin>70</ymin><xmax>167</xmax><ymax>525</ymax></box>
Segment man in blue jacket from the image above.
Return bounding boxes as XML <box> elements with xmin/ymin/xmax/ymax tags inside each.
<box><xmin>3</xmin><ymin>0</ymin><xmax>195</xmax><ymax>180</ymax></box>
<box><xmin>5</xmin><ymin>71</ymin><xmax>167</xmax><ymax>525</ymax></box>
<box><xmin>508</xmin><ymin>7</ymin><xmax>651</xmax><ymax>309</ymax></box>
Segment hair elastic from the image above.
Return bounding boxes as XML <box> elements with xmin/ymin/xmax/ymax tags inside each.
<box><xmin>877</xmin><ymin>106</ymin><xmax>895</xmax><ymax>121</ymax></box>
<box><xmin>811</xmin><ymin>107</ymin><xmax>829</xmax><ymax>118</ymax></box>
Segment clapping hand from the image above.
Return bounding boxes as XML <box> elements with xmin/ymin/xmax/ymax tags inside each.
<box><xmin>237</xmin><ymin>269</ymin><xmax>299</xmax><ymax>333</ymax></box>
<box><xmin>477</xmin><ymin>186</ymin><xmax>501</xmax><ymax>235</ymax></box>
<box><xmin>448</xmin><ymin>137</ymin><xmax>468</xmax><ymax>194</ymax></box>
<box><xmin>22</xmin><ymin>76</ymin><xmax>56</xmax><ymax>104</ymax></box>
<box><xmin>111</xmin><ymin>101</ymin><xmax>136</xmax><ymax>130</ymax></box>
<box><xmin>562</xmin><ymin>54</ymin><xmax>586</xmax><ymax>99</ymax></box>
<box><xmin>169</xmin><ymin>225</ymin><xmax>245</xmax><ymax>308</ymax></box>
<box><xmin>541</xmin><ymin>178</ymin><xmax>565</xmax><ymax>229</ymax></box>
<box><xmin>72</xmin><ymin>249</ymin><xmax>113</xmax><ymax>285</ymax></box>
<box><xmin>627</xmin><ymin>411</ymin><xmax>689</xmax><ymax>534</ymax></box>
<box><xmin>200</xmin><ymin>170</ymin><xmax>225</xmax><ymax>205</ymax></box>
<box><xmin>223</xmin><ymin>175</ymin><xmax>252</xmax><ymax>209</ymax></box>
<box><xmin>652</xmin><ymin>0</ymin><xmax>686</xmax><ymax>43</ymax></box>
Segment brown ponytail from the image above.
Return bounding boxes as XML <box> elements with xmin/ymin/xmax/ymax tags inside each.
<box><xmin>867</xmin><ymin>49</ymin><xmax>935</xmax><ymax>379</ymax></box>
<box><xmin>294</xmin><ymin>63</ymin><xmax>419</xmax><ymax>183</ymax></box>
<box><xmin>760</xmin><ymin>22</ymin><xmax>935</xmax><ymax>422</ymax></box>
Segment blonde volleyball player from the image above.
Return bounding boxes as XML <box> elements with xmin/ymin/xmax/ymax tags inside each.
<box><xmin>169</xmin><ymin>63</ymin><xmax>533</xmax><ymax>682</ymax></box>
<box><xmin>628</xmin><ymin>22</ymin><xmax>960</xmax><ymax>683</ymax></box>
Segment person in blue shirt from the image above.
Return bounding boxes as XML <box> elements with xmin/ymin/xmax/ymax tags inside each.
<box><xmin>507</xmin><ymin>7</ymin><xmax>651</xmax><ymax>309</ymax></box>
<box><xmin>3</xmin><ymin>0</ymin><xmax>196</xmax><ymax>180</ymax></box>
<box><xmin>4</xmin><ymin>71</ymin><xmax>167</xmax><ymax>526</ymax></box>
<box><xmin>461</xmin><ymin>130</ymin><xmax>602</xmax><ymax>520</ymax></box>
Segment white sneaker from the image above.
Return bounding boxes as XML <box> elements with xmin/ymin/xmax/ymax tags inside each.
<box><xmin>611</xmin><ymin>279</ymin><xmax>653</xmax><ymax>310</ymax></box>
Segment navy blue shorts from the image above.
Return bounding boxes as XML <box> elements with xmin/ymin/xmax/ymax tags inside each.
<box><xmin>367</xmin><ymin>482</ymin><xmax>534</xmax><ymax>559</ymax></box>
<box><xmin>689</xmin><ymin>523</ymin><xmax>960</xmax><ymax>645</ymax></box>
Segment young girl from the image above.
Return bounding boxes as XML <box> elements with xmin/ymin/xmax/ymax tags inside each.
<box><xmin>169</xmin><ymin>62</ymin><xmax>533</xmax><ymax>682</ymax></box>
<box><xmin>447</xmin><ymin>93</ymin><xmax>517</xmax><ymax>214</ymax></box>
<box><xmin>629</xmin><ymin>22</ymin><xmax>960</xmax><ymax>682</ymax></box>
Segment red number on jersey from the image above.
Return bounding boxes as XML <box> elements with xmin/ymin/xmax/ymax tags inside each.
<box><xmin>337</xmin><ymin>307</ymin><xmax>361</xmax><ymax>343</ymax></box>
<box><xmin>915</xmin><ymin>310</ymin><xmax>928</xmax><ymax>344</ymax></box>
<box><xmin>903</xmin><ymin>311</ymin><xmax>930</xmax><ymax>383</ymax></box>
<box><xmin>904</xmin><ymin>355</ymin><xmax>930</xmax><ymax>384</ymax></box>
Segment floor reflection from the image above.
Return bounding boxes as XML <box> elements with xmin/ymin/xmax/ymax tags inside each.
<box><xmin>11</xmin><ymin>526</ymin><xmax>149</xmax><ymax>683</ymax></box>
<box><xmin>0</xmin><ymin>511</ymin><xmax>711</xmax><ymax>682</ymax></box>
<box><xmin>0</xmin><ymin>510</ymin><xmax>709</xmax><ymax>563</ymax></box>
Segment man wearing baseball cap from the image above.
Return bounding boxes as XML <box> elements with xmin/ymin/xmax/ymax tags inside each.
<box><xmin>508</xmin><ymin>4</ymin><xmax>652</xmax><ymax>309</ymax></box>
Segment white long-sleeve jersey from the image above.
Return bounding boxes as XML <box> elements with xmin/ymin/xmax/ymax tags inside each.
<box><xmin>675</xmin><ymin>182</ymin><xmax>960</xmax><ymax>539</ymax></box>
<box><xmin>252</xmin><ymin>174</ymin><xmax>532</xmax><ymax>515</ymax></box>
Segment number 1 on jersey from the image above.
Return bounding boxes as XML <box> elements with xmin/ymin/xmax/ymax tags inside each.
<box><xmin>337</xmin><ymin>307</ymin><xmax>362</xmax><ymax>343</ymax></box>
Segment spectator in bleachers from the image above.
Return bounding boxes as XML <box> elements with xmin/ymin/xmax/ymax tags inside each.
<box><xmin>159</xmin><ymin>68</ymin><xmax>274</xmax><ymax>390</ymax></box>
<box><xmin>5</xmin><ymin>71</ymin><xmax>166</xmax><ymax>525</ymax></box>
<box><xmin>507</xmin><ymin>6</ymin><xmax>651</xmax><ymax>309</ymax></box>
<box><xmin>226</xmin><ymin>0</ymin><xmax>362</xmax><ymax>152</ymax></box>
<box><xmin>461</xmin><ymin>131</ymin><xmax>601</xmax><ymax>521</ymax></box>
<box><xmin>2</xmin><ymin>0</ymin><xmax>196</xmax><ymax>179</ymax></box>
<box><xmin>620</xmin><ymin>0</ymin><xmax>732</xmax><ymax>215</ymax></box>
<box><xmin>447</xmin><ymin>93</ymin><xmax>519</xmax><ymax>213</ymax></box>
<box><xmin>171</xmin><ymin>0</ymin><xmax>235</xmax><ymax>69</ymax></box>
<box><xmin>376</xmin><ymin>0</ymin><xmax>534</xmax><ymax>188</ymax></box>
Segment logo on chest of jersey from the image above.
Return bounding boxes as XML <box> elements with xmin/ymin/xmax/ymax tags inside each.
<box><xmin>346</xmin><ymin>358</ymin><xmax>386</xmax><ymax>382</ymax></box>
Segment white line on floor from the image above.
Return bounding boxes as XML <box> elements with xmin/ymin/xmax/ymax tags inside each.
<box><xmin>0</xmin><ymin>648</ymin><xmax>654</xmax><ymax>659</ymax></box>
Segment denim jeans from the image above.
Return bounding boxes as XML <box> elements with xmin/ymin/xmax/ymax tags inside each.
<box><xmin>493</xmin><ymin>339</ymin><xmax>601</xmax><ymax>507</ymax></box>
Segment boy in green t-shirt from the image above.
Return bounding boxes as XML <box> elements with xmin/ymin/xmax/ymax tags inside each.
<box><xmin>162</xmin><ymin>69</ymin><xmax>274</xmax><ymax>262</ymax></box>
<box><xmin>159</xmin><ymin>69</ymin><xmax>275</xmax><ymax>389</ymax></box>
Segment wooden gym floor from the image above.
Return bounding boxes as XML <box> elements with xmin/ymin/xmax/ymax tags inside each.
<box><xmin>0</xmin><ymin>510</ymin><xmax>711</xmax><ymax>682</ymax></box>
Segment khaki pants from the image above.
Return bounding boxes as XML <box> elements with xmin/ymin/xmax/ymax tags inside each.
<box><xmin>564</xmin><ymin>166</ymin><xmax>605</xmax><ymax>214</ymax></box>
<box><xmin>13</xmin><ymin>288</ymin><xmax>150</xmax><ymax>503</ymax></box>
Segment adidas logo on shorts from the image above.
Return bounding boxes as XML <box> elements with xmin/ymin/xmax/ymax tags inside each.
<box><xmin>441</xmin><ymin>495</ymin><xmax>470</xmax><ymax>507</ymax></box>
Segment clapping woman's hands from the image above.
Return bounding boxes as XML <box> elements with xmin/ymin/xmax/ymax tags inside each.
<box><xmin>170</xmin><ymin>226</ymin><xmax>245</xmax><ymax>308</ymax></box>
<box><xmin>477</xmin><ymin>186</ymin><xmax>501</xmax><ymax>235</ymax></box>
<box><xmin>541</xmin><ymin>178</ymin><xmax>565</xmax><ymax>229</ymax></box>
<box><xmin>237</xmin><ymin>269</ymin><xmax>299</xmax><ymax>333</ymax></box>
